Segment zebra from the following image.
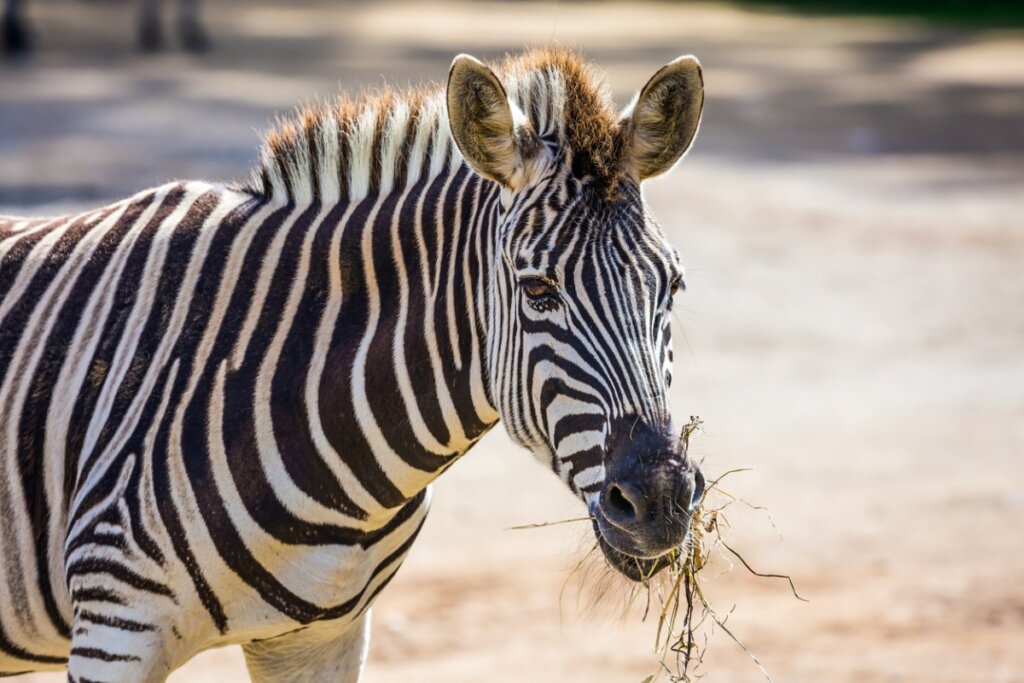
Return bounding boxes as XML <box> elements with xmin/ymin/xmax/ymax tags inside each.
<box><xmin>0</xmin><ymin>47</ymin><xmax>706</xmax><ymax>682</ymax></box>
<box><xmin>2</xmin><ymin>0</ymin><xmax>207</xmax><ymax>54</ymax></box>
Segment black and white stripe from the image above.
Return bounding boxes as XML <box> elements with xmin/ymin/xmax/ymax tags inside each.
<box><xmin>0</xmin><ymin>47</ymin><xmax>704</xmax><ymax>681</ymax></box>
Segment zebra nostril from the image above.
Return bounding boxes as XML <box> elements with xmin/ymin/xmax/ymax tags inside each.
<box><xmin>603</xmin><ymin>482</ymin><xmax>645</xmax><ymax>526</ymax></box>
<box><xmin>608</xmin><ymin>485</ymin><xmax>634</xmax><ymax>519</ymax></box>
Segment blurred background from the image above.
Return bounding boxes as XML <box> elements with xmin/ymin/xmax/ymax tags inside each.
<box><xmin>3</xmin><ymin>1</ymin><xmax>1023</xmax><ymax>681</ymax></box>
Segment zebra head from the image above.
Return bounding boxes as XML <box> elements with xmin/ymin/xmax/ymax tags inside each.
<box><xmin>447</xmin><ymin>51</ymin><xmax>706</xmax><ymax>581</ymax></box>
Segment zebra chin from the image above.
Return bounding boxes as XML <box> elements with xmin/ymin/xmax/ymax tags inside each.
<box><xmin>593</xmin><ymin>524</ymin><xmax>678</xmax><ymax>582</ymax></box>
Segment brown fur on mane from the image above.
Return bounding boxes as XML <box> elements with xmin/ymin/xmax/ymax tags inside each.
<box><xmin>250</xmin><ymin>47</ymin><xmax>627</xmax><ymax>201</ymax></box>
<box><xmin>497</xmin><ymin>47</ymin><xmax>626</xmax><ymax>194</ymax></box>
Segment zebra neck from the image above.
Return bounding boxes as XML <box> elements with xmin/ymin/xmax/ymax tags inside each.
<box><xmin>282</xmin><ymin>159</ymin><xmax>503</xmax><ymax>518</ymax></box>
<box><xmin>242</xmin><ymin>94</ymin><xmax>507</xmax><ymax>516</ymax></box>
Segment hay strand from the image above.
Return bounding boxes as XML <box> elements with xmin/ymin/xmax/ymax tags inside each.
<box><xmin>644</xmin><ymin>416</ymin><xmax>805</xmax><ymax>683</ymax></box>
<box><xmin>501</xmin><ymin>416</ymin><xmax>805</xmax><ymax>683</ymax></box>
<box><xmin>505</xmin><ymin>516</ymin><xmax>595</xmax><ymax>531</ymax></box>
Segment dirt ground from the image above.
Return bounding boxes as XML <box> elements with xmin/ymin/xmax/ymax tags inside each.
<box><xmin>3</xmin><ymin>1</ymin><xmax>1023</xmax><ymax>681</ymax></box>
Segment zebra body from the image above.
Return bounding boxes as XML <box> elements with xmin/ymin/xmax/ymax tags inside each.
<box><xmin>0</xmin><ymin>48</ymin><xmax>705</xmax><ymax>681</ymax></box>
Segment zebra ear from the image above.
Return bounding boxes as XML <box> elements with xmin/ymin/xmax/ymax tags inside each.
<box><xmin>447</xmin><ymin>54</ymin><xmax>535</xmax><ymax>189</ymax></box>
<box><xmin>621</xmin><ymin>55</ymin><xmax>704</xmax><ymax>181</ymax></box>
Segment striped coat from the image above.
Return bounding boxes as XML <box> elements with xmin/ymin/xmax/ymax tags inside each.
<box><xmin>0</xmin><ymin>47</ymin><xmax>705</xmax><ymax>682</ymax></box>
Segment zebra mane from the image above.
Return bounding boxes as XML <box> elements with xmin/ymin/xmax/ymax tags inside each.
<box><xmin>247</xmin><ymin>47</ymin><xmax>624</xmax><ymax>204</ymax></box>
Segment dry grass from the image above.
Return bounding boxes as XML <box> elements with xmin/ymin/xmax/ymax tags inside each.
<box><xmin>511</xmin><ymin>417</ymin><xmax>806</xmax><ymax>683</ymax></box>
<box><xmin>642</xmin><ymin>417</ymin><xmax>807</xmax><ymax>683</ymax></box>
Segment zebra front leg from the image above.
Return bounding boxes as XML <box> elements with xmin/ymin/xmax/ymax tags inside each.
<box><xmin>2</xmin><ymin>0</ymin><xmax>31</xmax><ymax>54</ymax></box>
<box><xmin>66</xmin><ymin>570</ymin><xmax>187</xmax><ymax>683</ymax></box>
<box><xmin>175</xmin><ymin>0</ymin><xmax>207</xmax><ymax>52</ymax></box>
<box><xmin>66</xmin><ymin>611</ymin><xmax>178</xmax><ymax>683</ymax></box>
<box><xmin>137</xmin><ymin>0</ymin><xmax>162</xmax><ymax>52</ymax></box>
<box><xmin>243</xmin><ymin>614</ymin><xmax>371</xmax><ymax>683</ymax></box>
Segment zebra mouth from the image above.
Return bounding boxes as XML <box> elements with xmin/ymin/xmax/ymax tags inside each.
<box><xmin>590</xmin><ymin>512</ymin><xmax>677</xmax><ymax>582</ymax></box>
<box><xmin>595</xmin><ymin>532</ymin><xmax>673</xmax><ymax>581</ymax></box>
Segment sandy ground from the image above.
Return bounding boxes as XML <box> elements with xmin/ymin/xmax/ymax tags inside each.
<box><xmin>3</xmin><ymin>1</ymin><xmax>1023</xmax><ymax>681</ymax></box>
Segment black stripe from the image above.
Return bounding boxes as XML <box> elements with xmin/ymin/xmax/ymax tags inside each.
<box><xmin>0</xmin><ymin>616</ymin><xmax>66</xmax><ymax>665</ymax></box>
<box><xmin>77</xmin><ymin>610</ymin><xmax>155</xmax><ymax>633</ymax></box>
<box><xmin>65</xmin><ymin>558</ymin><xmax>173</xmax><ymax>598</ymax></box>
<box><xmin>70</xmin><ymin>647</ymin><xmax>140</xmax><ymax>662</ymax></box>
<box><xmin>70</xmin><ymin>587</ymin><xmax>127</xmax><ymax>606</ymax></box>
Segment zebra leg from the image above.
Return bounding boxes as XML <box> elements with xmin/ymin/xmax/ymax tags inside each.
<box><xmin>2</xmin><ymin>0</ymin><xmax>31</xmax><ymax>54</ymax></box>
<box><xmin>65</xmin><ymin>564</ymin><xmax>184</xmax><ymax>682</ymax></box>
<box><xmin>175</xmin><ymin>0</ymin><xmax>207</xmax><ymax>52</ymax></box>
<box><xmin>66</xmin><ymin>612</ymin><xmax>177</xmax><ymax>683</ymax></box>
<box><xmin>137</xmin><ymin>0</ymin><xmax>162</xmax><ymax>52</ymax></box>
<box><xmin>243</xmin><ymin>614</ymin><xmax>371</xmax><ymax>683</ymax></box>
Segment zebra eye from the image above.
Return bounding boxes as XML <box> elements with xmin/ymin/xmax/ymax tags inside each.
<box><xmin>521</xmin><ymin>277</ymin><xmax>556</xmax><ymax>300</ymax></box>
<box><xmin>669</xmin><ymin>276</ymin><xmax>684</xmax><ymax>297</ymax></box>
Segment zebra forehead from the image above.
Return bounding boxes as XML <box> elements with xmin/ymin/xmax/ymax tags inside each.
<box><xmin>511</xmin><ymin>193</ymin><xmax>677</xmax><ymax>271</ymax></box>
<box><xmin>515</xmin><ymin>226</ymin><xmax>680</xmax><ymax>290</ymax></box>
<box><xmin>248</xmin><ymin>47</ymin><xmax>626</xmax><ymax>203</ymax></box>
